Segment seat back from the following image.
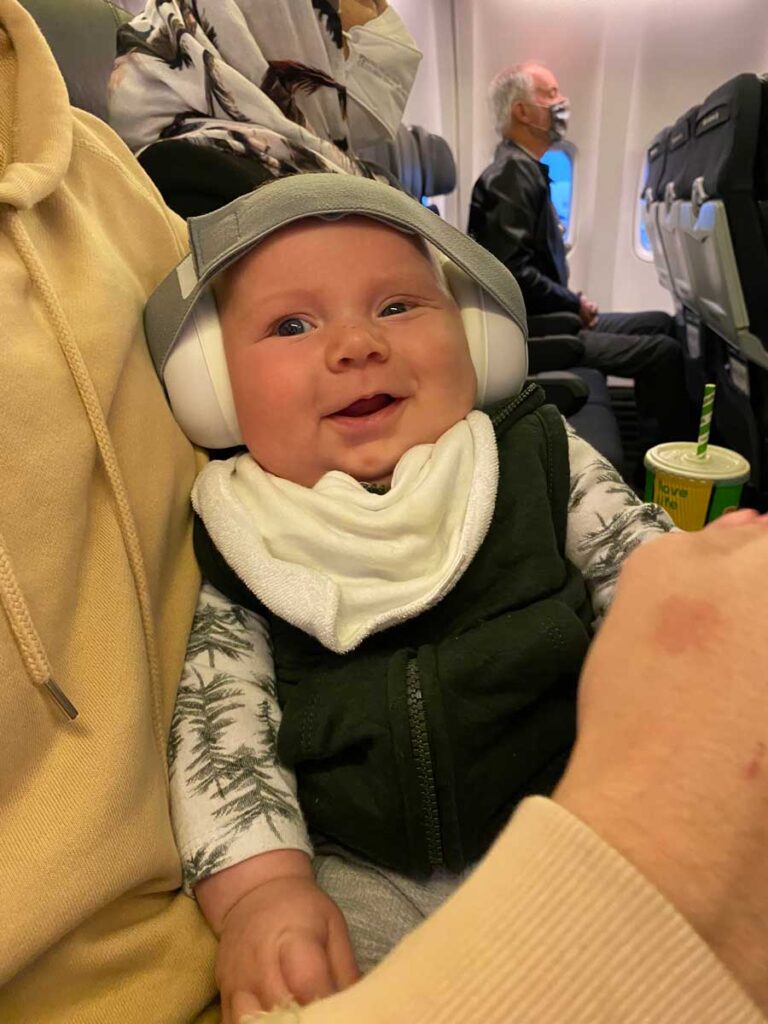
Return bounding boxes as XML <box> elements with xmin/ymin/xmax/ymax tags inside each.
<box><xmin>643</xmin><ymin>85</ymin><xmax>768</xmax><ymax>492</ymax></box>
<box><xmin>409</xmin><ymin>125</ymin><xmax>457</xmax><ymax>199</ymax></box>
<box><xmin>641</xmin><ymin>127</ymin><xmax>675</xmax><ymax>295</ymax></box>
<box><xmin>393</xmin><ymin>124</ymin><xmax>423</xmax><ymax>199</ymax></box>
<box><xmin>664</xmin><ymin>106</ymin><xmax>699</xmax><ymax>200</ymax></box>
<box><xmin>357</xmin><ymin>124</ymin><xmax>423</xmax><ymax>198</ymax></box>
<box><xmin>657</xmin><ymin>106</ymin><xmax>700</xmax><ymax>311</ymax></box>
<box><xmin>20</xmin><ymin>0</ymin><xmax>132</xmax><ymax>122</ymax></box>
<box><xmin>690</xmin><ymin>75</ymin><xmax>758</xmax><ymax>328</ymax></box>
<box><xmin>358</xmin><ymin>125</ymin><xmax>458</xmax><ymax>205</ymax></box>
<box><xmin>679</xmin><ymin>74</ymin><xmax>768</xmax><ymax>363</ymax></box>
<box><xmin>683</xmin><ymin>74</ymin><xmax>768</xmax><ymax>492</ymax></box>
<box><xmin>646</xmin><ymin>127</ymin><xmax>670</xmax><ymax>200</ymax></box>
<box><xmin>425</xmin><ymin>133</ymin><xmax>457</xmax><ymax>197</ymax></box>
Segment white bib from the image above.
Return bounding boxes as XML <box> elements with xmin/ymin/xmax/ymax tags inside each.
<box><xmin>192</xmin><ymin>411</ymin><xmax>499</xmax><ymax>653</ymax></box>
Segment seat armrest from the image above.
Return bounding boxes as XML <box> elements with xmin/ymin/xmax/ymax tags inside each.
<box><xmin>527</xmin><ymin>334</ymin><xmax>586</xmax><ymax>374</ymax></box>
<box><xmin>527</xmin><ymin>312</ymin><xmax>582</xmax><ymax>337</ymax></box>
<box><xmin>528</xmin><ymin>372</ymin><xmax>589</xmax><ymax>417</ymax></box>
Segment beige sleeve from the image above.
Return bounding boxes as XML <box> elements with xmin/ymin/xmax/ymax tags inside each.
<box><xmin>260</xmin><ymin>797</ymin><xmax>765</xmax><ymax>1024</ymax></box>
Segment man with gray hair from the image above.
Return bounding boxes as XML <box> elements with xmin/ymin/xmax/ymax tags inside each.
<box><xmin>468</xmin><ymin>61</ymin><xmax>693</xmax><ymax>464</ymax></box>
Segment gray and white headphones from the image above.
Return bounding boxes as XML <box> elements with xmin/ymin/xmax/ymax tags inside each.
<box><xmin>144</xmin><ymin>173</ymin><xmax>528</xmax><ymax>449</ymax></box>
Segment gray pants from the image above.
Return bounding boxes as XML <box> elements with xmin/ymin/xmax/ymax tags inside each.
<box><xmin>313</xmin><ymin>844</ymin><xmax>466</xmax><ymax>972</ymax></box>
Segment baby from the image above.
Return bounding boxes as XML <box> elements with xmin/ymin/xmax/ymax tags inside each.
<box><xmin>145</xmin><ymin>173</ymin><xmax>673</xmax><ymax>1020</ymax></box>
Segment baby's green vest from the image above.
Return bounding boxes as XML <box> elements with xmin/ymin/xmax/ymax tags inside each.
<box><xmin>195</xmin><ymin>385</ymin><xmax>593</xmax><ymax>877</ymax></box>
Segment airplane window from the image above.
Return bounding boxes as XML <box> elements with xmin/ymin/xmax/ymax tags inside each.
<box><xmin>540</xmin><ymin>144</ymin><xmax>575</xmax><ymax>245</ymax></box>
<box><xmin>635</xmin><ymin>158</ymin><xmax>654</xmax><ymax>262</ymax></box>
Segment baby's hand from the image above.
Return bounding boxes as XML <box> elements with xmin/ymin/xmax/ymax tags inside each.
<box><xmin>216</xmin><ymin>873</ymin><xmax>360</xmax><ymax>1023</ymax></box>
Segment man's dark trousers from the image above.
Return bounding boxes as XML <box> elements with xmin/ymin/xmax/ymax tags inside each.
<box><xmin>581</xmin><ymin>309</ymin><xmax>693</xmax><ymax>452</ymax></box>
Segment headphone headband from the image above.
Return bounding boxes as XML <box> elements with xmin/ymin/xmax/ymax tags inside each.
<box><xmin>145</xmin><ymin>174</ymin><xmax>529</xmax><ymax>448</ymax></box>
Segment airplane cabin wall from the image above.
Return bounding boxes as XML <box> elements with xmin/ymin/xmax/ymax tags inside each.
<box><xmin>400</xmin><ymin>0</ymin><xmax>768</xmax><ymax>315</ymax></box>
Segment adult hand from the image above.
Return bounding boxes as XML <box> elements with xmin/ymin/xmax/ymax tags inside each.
<box><xmin>555</xmin><ymin>510</ymin><xmax>768</xmax><ymax>1012</ymax></box>
<box><xmin>578</xmin><ymin>294</ymin><xmax>599</xmax><ymax>329</ymax></box>
<box><xmin>340</xmin><ymin>0</ymin><xmax>387</xmax><ymax>32</ymax></box>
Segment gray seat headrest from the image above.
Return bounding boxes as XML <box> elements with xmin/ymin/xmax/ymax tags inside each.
<box><xmin>20</xmin><ymin>0</ymin><xmax>133</xmax><ymax>122</ymax></box>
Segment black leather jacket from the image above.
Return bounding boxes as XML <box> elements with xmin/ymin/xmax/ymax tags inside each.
<box><xmin>468</xmin><ymin>140</ymin><xmax>581</xmax><ymax>316</ymax></box>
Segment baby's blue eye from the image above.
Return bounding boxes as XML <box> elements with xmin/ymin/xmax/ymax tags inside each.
<box><xmin>380</xmin><ymin>301</ymin><xmax>409</xmax><ymax>317</ymax></box>
<box><xmin>276</xmin><ymin>316</ymin><xmax>312</xmax><ymax>337</ymax></box>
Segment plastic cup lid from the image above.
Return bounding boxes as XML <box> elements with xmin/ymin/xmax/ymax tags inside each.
<box><xmin>644</xmin><ymin>441</ymin><xmax>750</xmax><ymax>484</ymax></box>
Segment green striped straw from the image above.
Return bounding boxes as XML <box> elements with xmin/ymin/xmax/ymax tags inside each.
<box><xmin>696</xmin><ymin>383</ymin><xmax>716</xmax><ymax>458</ymax></box>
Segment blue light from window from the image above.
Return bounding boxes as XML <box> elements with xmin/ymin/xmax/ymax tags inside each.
<box><xmin>540</xmin><ymin>147</ymin><xmax>573</xmax><ymax>239</ymax></box>
<box><xmin>637</xmin><ymin>158</ymin><xmax>653</xmax><ymax>257</ymax></box>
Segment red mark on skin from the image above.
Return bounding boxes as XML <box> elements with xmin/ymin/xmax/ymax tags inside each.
<box><xmin>651</xmin><ymin>596</ymin><xmax>723</xmax><ymax>655</ymax></box>
<box><xmin>744</xmin><ymin>742</ymin><xmax>766</xmax><ymax>781</ymax></box>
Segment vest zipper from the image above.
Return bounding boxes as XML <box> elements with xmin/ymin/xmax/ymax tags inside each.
<box><xmin>489</xmin><ymin>382</ymin><xmax>538</xmax><ymax>431</ymax></box>
<box><xmin>405</xmin><ymin>659</ymin><xmax>444</xmax><ymax>869</ymax></box>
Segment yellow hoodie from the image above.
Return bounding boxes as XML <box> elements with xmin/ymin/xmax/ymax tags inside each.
<box><xmin>0</xmin><ymin>2</ymin><xmax>217</xmax><ymax>1021</ymax></box>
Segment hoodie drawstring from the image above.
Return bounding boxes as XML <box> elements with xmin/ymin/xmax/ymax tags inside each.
<box><xmin>3</xmin><ymin>207</ymin><xmax>165</xmax><ymax>755</ymax></box>
<box><xmin>0</xmin><ymin>530</ymin><xmax>77</xmax><ymax>719</ymax></box>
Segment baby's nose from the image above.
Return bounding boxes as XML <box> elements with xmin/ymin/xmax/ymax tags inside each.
<box><xmin>326</xmin><ymin>321</ymin><xmax>389</xmax><ymax>369</ymax></box>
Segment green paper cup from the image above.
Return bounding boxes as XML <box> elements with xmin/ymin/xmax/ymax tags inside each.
<box><xmin>644</xmin><ymin>442</ymin><xmax>751</xmax><ymax>530</ymax></box>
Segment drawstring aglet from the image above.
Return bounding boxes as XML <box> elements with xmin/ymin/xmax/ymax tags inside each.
<box><xmin>42</xmin><ymin>678</ymin><xmax>79</xmax><ymax>720</ymax></box>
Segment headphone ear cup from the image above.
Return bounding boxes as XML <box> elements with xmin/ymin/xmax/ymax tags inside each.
<box><xmin>441</xmin><ymin>261</ymin><xmax>528</xmax><ymax>407</ymax></box>
<box><xmin>162</xmin><ymin>289</ymin><xmax>243</xmax><ymax>449</ymax></box>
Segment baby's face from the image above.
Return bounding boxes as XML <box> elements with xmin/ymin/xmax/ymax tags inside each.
<box><xmin>215</xmin><ymin>216</ymin><xmax>476</xmax><ymax>487</ymax></box>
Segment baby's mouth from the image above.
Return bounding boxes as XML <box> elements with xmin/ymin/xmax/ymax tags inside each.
<box><xmin>332</xmin><ymin>394</ymin><xmax>396</xmax><ymax>418</ymax></box>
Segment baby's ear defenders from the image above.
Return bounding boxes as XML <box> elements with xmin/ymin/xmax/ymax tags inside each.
<box><xmin>163</xmin><ymin>288</ymin><xmax>242</xmax><ymax>450</ymax></box>
<box><xmin>145</xmin><ymin>174</ymin><xmax>529</xmax><ymax>450</ymax></box>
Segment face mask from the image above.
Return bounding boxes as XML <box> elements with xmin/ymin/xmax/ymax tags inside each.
<box><xmin>530</xmin><ymin>98</ymin><xmax>570</xmax><ymax>142</ymax></box>
<box><xmin>547</xmin><ymin>99</ymin><xmax>570</xmax><ymax>141</ymax></box>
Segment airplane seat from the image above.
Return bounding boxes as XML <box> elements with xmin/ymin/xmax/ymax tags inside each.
<box><xmin>359</xmin><ymin>124</ymin><xmax>424</xmax><ymax>199</ymax></box>
<box><xmin>645</xmin><ymin>129</ymin><xmax>670</xmax><ymax>199</ymax></box>
<box><xmin>20</xmin><ymin>0</ymin><xmax>131</xmax><ymax>122</ymax></box>
<box><xmin>356</xmin><ymin>135</ymin><xmax>403</xmax><ymax>188</ymax></box>
<box><xmin>640</xmin><ymin>118</ymin><xmax>713</xmax><ymax>404</ymax></box>
<box><xmin>408</xmin><ymin>125</ymin><xmax>456</xmax><ymax>208</ymax></box>
<box><xmin>409</xmin><ymin>125</ymin><xmax>436</xmax><ymax>200</ymax></box>
<box><xmin>642</xmin><ymin>127</ymin><xmax>676</xmax><ymax>298</ymax></box>
<box><xmin>679</xmin><ymin>73</ymin><xmax>768</xmax><ymax>493</ymax></box>
<box><xmin>657</xmin><ymin>106</ymin><xmax>700</xmax><ymax>314</ymax></box>
<box><xmin>682</xmin><ymin>75</ymin><xmax>768</xmax><ymax>363</ymax></box>
<box><xmin>423</xmin><ymin>133</ymin><xmax>457</xmax><ymax>199</ymax></box>
<box><xmin>361</xmin><ymin>126</ymin><xmax>456</xmax><ymax>210</ymax></box>
<box><xmin>393</xmin><ymin>124</ymin><xmax>424</xmax><ymax>200</ymax></box>
<box><xmin>707</xmin><ymin>351</ymin><xmax>763</xmax><ymax>496</ymax></box>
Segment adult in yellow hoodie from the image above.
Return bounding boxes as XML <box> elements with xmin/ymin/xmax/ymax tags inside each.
<box><xmin>0</xmin><ymin>1</ymin><xmax>218</xmax><ymax>1020</ymax></box>
<box><xmin>1</xmin><ymin>3</ymin><xmax>767</xmax><ymax>1023</ymax></box>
